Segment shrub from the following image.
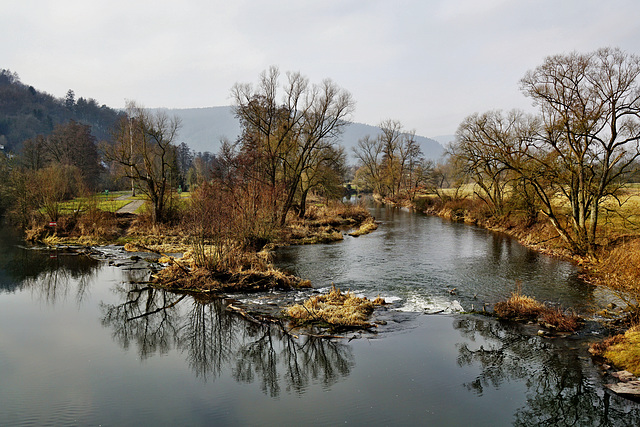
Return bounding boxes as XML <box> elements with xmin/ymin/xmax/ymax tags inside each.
<box><xmin>287</xmin><ymin>284</ymin><xmax>384</xmax><ymax>328</ymax></box>
<box><xmin>494</xmin><ymin>285</ymin><xmax>580</xmax><ymax>332</ymax></box>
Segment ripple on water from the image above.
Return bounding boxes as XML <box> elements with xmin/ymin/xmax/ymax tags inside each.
<box><xmin>397</xmin><ymin>292</ymin><xmax>464</xmax><ymax>314</ymax></box>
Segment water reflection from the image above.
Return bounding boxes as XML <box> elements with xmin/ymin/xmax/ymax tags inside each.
<box><xmin>454</xmin><ymin>316</ymin><xmax>640</xmax><ymax>426</ymax></box>
<box><xmin>100</xmin><ymin>285</ymin><xmax>354</xmax><ymax>396</ymax></box>
<box><xmin>0</xmin><ymin>229</ymin><xmax>101</xmax><ymax>304</ymax></box>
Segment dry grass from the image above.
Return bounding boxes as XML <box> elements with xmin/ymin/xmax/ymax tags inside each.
<box><xmin>283</xmin><ymin>200</ymin><xmax>374</xmax><ymax>244</ymax></box>
<box><xmin>590</xmin><ymin>238</ymin><xmax>640</xmax><ymax>313</ymax></box>
<box><xmin>494</xmin><ymin>286</ymin><xmax>580</xmax><ymax>332</ymax></box>
<box><xmin>494</xmin><ymin>293</ymin><xmax>545</xmax><ymax>320</ymax></box>
<box><xmin>599</xmin><ymin>186</ymin><xmax>640</xmax><ymax>235</ymax></box>
<box><xmin>348</xmin><ymin>217</ymin><xmax>378</xmax><ymax>237</ymax></box>
<box><xmin>286</xmin><ymin>284</ymin><xmax>385</xmax><ymax>329</ymax></box>
<box><xmin>152</xmin><ymin>249</ymin><xmax>311</xmax><ymax>293</ymax></box>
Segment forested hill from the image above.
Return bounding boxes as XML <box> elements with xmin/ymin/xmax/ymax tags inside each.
<box><xmin>0</xmin><ymin>69</ymin><xmax>123</xmax><ymax>152</ymax></box>
<box><xmin>155</xmin><ymin>106</ymin><xmax>446</xmax><ymax>163</ymax></box>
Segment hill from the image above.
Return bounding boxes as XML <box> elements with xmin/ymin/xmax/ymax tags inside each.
<box><xmin>154</xmin><ymin>106</ymin><xmax>445</xmax><ymax>163</ymax></box>
<box><xmin>0</xmin><ymin>69</ymin><xmax>123</xmax><ymax>151</ymax></box>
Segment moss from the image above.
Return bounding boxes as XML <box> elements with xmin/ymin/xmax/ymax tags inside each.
<box><xmin>602</xmin><ymin>326</ymin><xmax>640</xmax><ymax>376</ymax></box>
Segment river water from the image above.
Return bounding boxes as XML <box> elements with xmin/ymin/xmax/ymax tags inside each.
<box><xmin>1</xmin><ymin>207</ymin><xmax>640</xmax><ymax>426</ymax></box>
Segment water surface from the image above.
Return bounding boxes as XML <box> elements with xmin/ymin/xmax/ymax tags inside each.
<box><xmin>0</xmin><ymin>210</ymin><xmax>637</xmax><ymax>426</ymax></box>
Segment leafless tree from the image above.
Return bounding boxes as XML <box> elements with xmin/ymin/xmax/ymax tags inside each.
<box><xmin>233</xmin><ymin>67</ymin><xmax>355</xmax><ymax>225</ymax></box>
<box><xmin>519</xmin><ymin>47</ymin><xmax>640</xmax><ymax>254</ymax></box>
<box><xmin>107</xmin><ymin>101</ymin><xmax>181</xmax><ymax>223</ymax></box>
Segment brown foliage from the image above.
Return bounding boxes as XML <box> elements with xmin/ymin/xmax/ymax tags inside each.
<box><xmin>591</xmin><ymin>238</ymin><xmax>640</xmax><ymax>312</ymax></box>
<box><xmin>494</xmin><ymin>286</ymin><xmax>580</xmax><ymax>332</ymax></box>
<box><xmin>539</xmin><ymin>307</ymin><xmax>580</xmax><ymax>332</ymax></box>
<box><xmin>286</xmin><ymin>284</ymin><xmax>384</xmax><ymax>329</ymax></box>
<box><xmin>185</xmin><ymin>179</ymin><xmax>278</xmax><ymax>271</ymax></box>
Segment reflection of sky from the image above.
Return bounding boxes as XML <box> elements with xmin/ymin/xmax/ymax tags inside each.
<box><xmin>275</xmin><ymin>207</ymin><xmax>593</xmax><ymax>312</ymax></box>
<box><xmin>0</xmin><ymin>236</ymin><xmax>101</xmax><ymax>293</ymax></box>
<box><xmin>1</xmin><ymin>261</ymin><xmax>638</xmax><ymax>425</ymax></box>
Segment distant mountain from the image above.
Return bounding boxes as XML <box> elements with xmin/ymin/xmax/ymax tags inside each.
<box><xmin>431</xmin><ymin>134</ymin><xmax>456</xmax><ymax>148</ymax></box>
<box><xmin>152</xmin><ymin>106</ymin><xmax>240</xmax><ymax>154</ymax></box>
<box><xmin>155</xmin><ymin>106</ymin><xmax>445</xmax><ymax>163</ymax></box>
<box><xmin>341</xmin><ymin>121</ymin><xmax>445</xmax><ymax>162</ymax></box>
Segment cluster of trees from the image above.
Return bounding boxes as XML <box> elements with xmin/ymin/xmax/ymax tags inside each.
<box><xmin>352</xmin><ymin>119</ymin><xmax>434</xmax><ymax>201</ymax></box>
<box><xmin>0</xmin><ymin>66</ymin><xmax>355</xmax><ymax>242</ymax></box>
<box><xmin>0</xmin><ymin>120</ymin><xmax>104</xmax><ymax>225</ymax></box>
<box><xmin>0</xmin><ymin>70</ymin><xmax>125</xmax><ymax>225</ymax></box>
<box><xmin>449</xmin><ymin>47</ymin><xmax>640</xmax><ymax>255</ymax></box>
<box><xmin>108</xmin><ymin>101</ymin><xmax>182</xmax><ymax>223</ymax></box>
<box><xmin>181</xmin><ymin>68</ymin><xmax>355</xmax><ymax>264</ymax></box>
<box><xmin>101</xmin><ymin>68</ymin><xmax>356</xmax><ymax>265</ymax></box>
<box><xmin>0</xmin><ymin>69</ymin><xmax>122</xmax><ymax>151</ymax></box>
<box><xmin>230</xmin><ymin>66</ymin><xmax>354</xmax><ymax>224</ymax></box>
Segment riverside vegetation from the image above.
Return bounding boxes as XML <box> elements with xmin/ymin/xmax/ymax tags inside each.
<box><xmin>4</xmin><ymin>49</ymin><xmax>640</xmax><ymax>352</ymax></box>
<box><xmin>0</xmin><ymin>67</ymin><xmax>383</xmax><ymax>331</ymax></box>
<box><xmin>350</xmin><ymin>48</ymin><xmax>640</xmax><ymax>378</ymax></box>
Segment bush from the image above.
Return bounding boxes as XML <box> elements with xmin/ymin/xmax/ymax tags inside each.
<box><xmin>287</xmin><ymin>284</ymin><xmax>385</xmax><ymax>328</ymax></box>
<box><xmin>494</xmin><ymin>285</ymin><xmax>580</xmax><ymax>332</ymax></box>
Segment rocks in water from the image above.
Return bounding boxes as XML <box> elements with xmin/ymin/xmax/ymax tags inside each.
<box><xmin>612</xmin><ymin>370</ymin><xmax>637</xmax><ymax>382</ymax></box>
<box><xmin>606</xmin><ymin>381</ymin><xmax>640</xmax><ymax>396</ymax></box>
<box><xmin>607</xmin><ymin>370</ymin><xmax>640</xmax><ymax>397</ymax></box>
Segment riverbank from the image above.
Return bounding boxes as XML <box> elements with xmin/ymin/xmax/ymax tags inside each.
<box><xmin>398</xmin><ymin>193</ymin><xmax>640</xmax><ymax>387</ymax></box>
<box><xmin>16</xmin><ymin>199</ymin><xmax>380</xmax><ymax>327</ymax></box>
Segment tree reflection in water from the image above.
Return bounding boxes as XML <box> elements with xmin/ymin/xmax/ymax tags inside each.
<box><xmin>454</xmin><ymin>316</ymin><xmax>640</xmax><ymax>426</ymax></box>
<box><xmin>0</xmin><ymin>244</ymin><xmax>101</xmax><ymax>305</ymax></box>
<box><xmin>100</xmin><ymin>284</ymin><xmax>354</xmax><ymax>397</ymax></box>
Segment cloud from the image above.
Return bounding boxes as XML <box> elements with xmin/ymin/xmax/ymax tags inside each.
<box><xmin>4</xmin><ymin>0</ymin><xmax>640</xmax><ymax>137</ymax></box>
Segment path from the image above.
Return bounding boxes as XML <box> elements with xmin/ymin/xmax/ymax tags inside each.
<box><xmin>115</xmin><ymin>193</ymin><xmax>146</xmax><ymax>214</ymax></box>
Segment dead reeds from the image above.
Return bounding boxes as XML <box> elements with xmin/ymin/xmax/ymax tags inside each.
<box><xmin>286</xmin><ymin>284</ymin><xmax>385</xmax><ymax>329</ymax></box>
<box><xmin>493</xmin><ymin>284</ymin><xmax>580</xmax><ymax>332</ymax></box>
<box><xmin>348</xmin><ymin>217</ymin><xmax>378</xmax><ymax>237</ymax></box>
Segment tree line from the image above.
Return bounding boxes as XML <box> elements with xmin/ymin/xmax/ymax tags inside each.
<box><xmin>448</xmin><ymin>47</ymin><xmax>640</xmax><ymax>255</ymax></box>
<box><xmin>0</xmin><ymin>70</ymin><xmax>122</xmax><ymax>151</ymax></box>
<box><xmin>0</xmin><ymin>67</ymin><xmax>361</xmax><ymax>267</ymax></box>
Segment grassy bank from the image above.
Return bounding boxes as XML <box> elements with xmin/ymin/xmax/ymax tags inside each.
<box><xmin>21</xmin><ymin>196</ymin><xmax>376</xmax><ymax>304</ymax></box>
<box><xmin>408</xmin><ymin>190</ymin><xmax>640</xmax><ymax>376</ymax></box>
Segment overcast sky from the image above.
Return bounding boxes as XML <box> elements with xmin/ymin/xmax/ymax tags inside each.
<box><xmin>3</xmin><ymin>0</ymin><xmax>640</xmax><ymax>138</ymax></box>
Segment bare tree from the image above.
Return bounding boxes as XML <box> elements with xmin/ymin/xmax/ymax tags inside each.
<box><xmin>353</xmin><ymin>120</ymin><xmax>424</xmax><ymax>200</ymax></box>
<box><xmin>453</xmin><ymin>110</ymin><xmax>530</xmax><ymax>216</ymax></box>
<box><xmin>353</xmin><ymin>134</ymin><xmax>384</xmax><ymax>194</ymax></box>
<box><xmin>233</xmin><ymin>67</ymin><xmax>354</xmax><ymax>225</ymax></box>
<box><xmin>107</xmin><ymin>101</ymin><xmax>181</xmax><ymax>223</ymax></box>
<box><xmin>520</xmin><ymin>47</ymin><xmax>640</xmax><ymax>254</ymax></box>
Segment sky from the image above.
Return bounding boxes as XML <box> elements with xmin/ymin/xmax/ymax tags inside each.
<box><xmin>3</xmin><ymin>0</ymin><xmax>640</xmax><ymax>139</ymax></box>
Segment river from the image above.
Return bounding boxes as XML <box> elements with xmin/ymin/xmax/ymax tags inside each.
<box><xmin>1</xmin><ymin>206</ymin><xmax>639</xmax><ymax>426</ymax></box>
